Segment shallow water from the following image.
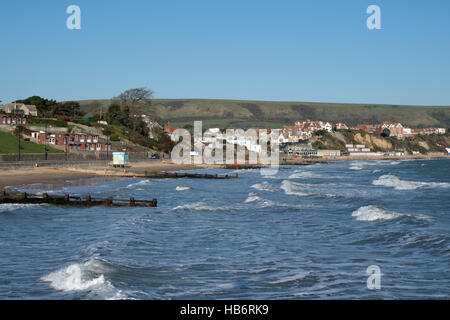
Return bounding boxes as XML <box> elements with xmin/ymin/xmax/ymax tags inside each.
<box><xmin>0</xmin><ymin>159</ymin><xmax>449</xmax><ymax>299</ymax></box>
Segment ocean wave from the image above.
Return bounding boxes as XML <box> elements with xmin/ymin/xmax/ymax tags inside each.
<box><xmin>251</xmin><ymin>181</ymin><xmax>277</xmax><ymax>192</ymax></box>
<box><xmin>280</xmin><ymin>180</ymin><xmax>310</xmax><ymax>197</ymax></box>
<box><xmin>173</xmin><ymin>202</ymin><xmax>237</xmax><ymax>212</ymax></box>
<box><xmin>351</xmin><ymin>205</ymin><xmax>432</xmax><ymax>222</ymax></box>
<box><xmin>269</xmin><ymin>272</ymin><xmax>311</xmax><ymax>284</ymax></box>
<box><xmin>176</xmin><ymin>186</ymin><xmax>191</xmax><ymax>191</ymax></box>
<box><xmin>244</xmin><ymin>193</ymin><xmax>275</xmax><ymax>207</ymax></box>
<box><xmin>352</xmin><ymin>206</ymin><xmax>404</xmax><ymax>222</ymax></box>
<box><xmin>245</xmin><ymin>192</ymin><xmax>262</xmax><ymax>203</ymax></box>
<box><xmin>41</xmin><ymin>259</ymin><xmax>127</xmax><ymax>300</ymax></box>
<box><xmin>349</xmin><ymin>163</ymin><xmax>364</xmax><ymax>170</ymax></box>
<box><xmin>372</xmin><ymin>175</ymin><xmax>450</xmax><ymax>190</ymax></box>
<box><xmin>289</xmin><ymin>170</ymin><xmax>322</xmax><ymax>179</ymax></box>
<box><xmin>0</xmin><ymin>203</ymin><xmax>46</xmax><ymax>213</ymax></box>
<box><xmin>125</xmin><ymin>179</ymin><xmax>152</xmax><ymax>189</ymax></box>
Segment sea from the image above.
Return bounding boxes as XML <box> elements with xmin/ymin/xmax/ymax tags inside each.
<box><xmin>0</xmin><ymin>159</ymin><xmax>448</xmax><ymax>299</ymax></box>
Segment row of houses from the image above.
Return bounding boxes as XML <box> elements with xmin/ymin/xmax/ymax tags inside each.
<box><xmin>30</xmin><ymin>132</ymin><xmax>108</xmax><ymax>152</ymax></box>
<box><xmin>351</xmin><ymin>122</ymin><xmax>446</xmax><ymax>139</ymax></box>
<box><xmin>281</xmin><ymin>120</ymin><xmax>344</xmax><ymax>142</ymax></box>
<box><xmin>280</xmin><ymin>120</ymin><xmax>447</xmax><ymax>143</ymax></box>
<box><xmin>0</xmin><ymin>114</ymin><xmax>27</xmax><ymax>125</ymax></box>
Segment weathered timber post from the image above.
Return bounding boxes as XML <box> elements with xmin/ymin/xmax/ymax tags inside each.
<box><xmin>152</xmin><ymin>199</ymin><xmax>157</xmax><ymax>207</ymax></box>
<box><xmin>106</xmin><ymin>197</ymin><xmax>113</xmax><ymax>206</ymax></box>
<box><xmin>86</xmin><ymin>195</ymin><xmax>91</xmax><ymax>203</ymax></box>
<box><xmin>130</xmin><ymin>197</ymin><xmax>135</xmax><ymax>206</ymax></box>
<box><xmin>43</xmin><ymin>193</ymin><xmax>48</xmax><ymax>200</ymax></box>
<box><xmin>64</xmin><ymin>194</ymin><xmax>70</xmax><ymax>203</ymax></box>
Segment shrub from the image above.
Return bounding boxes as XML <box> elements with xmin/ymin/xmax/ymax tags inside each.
<box><xmin>110</xmin><ymin>134</ymin><xmax>120</xmax><ymax>142</ymax></box>
<box><xmin>72</xmin><ymin>118</ymin><xmax>92</xmax><ymax>127</ymax></box>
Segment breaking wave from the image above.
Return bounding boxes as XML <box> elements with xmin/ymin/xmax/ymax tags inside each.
<box><xmin>280</xmin><ymin>180</ymin><xmax>310</xmax><ymax>197</ymax></box>
<box><xmin>373</xmin><ymin>175</ymin><xmax>450</xmax><ymax>190</ymax></box>
<box><xmin>351</xmin><ymin>205</ymin><xmax>431</xmax><ymax>222</ymax></box>
<box><xmin>289</xmin><ymin>171</ymin><xmax>322</xmax><ymax>179</ymax></box>
<box><xmin>125</xmin><ymin>179</ymin><xmax>152</xmax><ymax>189</ymax></box>
<box><xmin>176</xmin><ymin>186</ymin><xmax>191</xmax><ymax>191</ymax></box>
<box><xmin>244</xmin><ymin>193</ymin><xmax>275</xmax><ymax>207</ymax></box>
<box><xmin>0</xmin><ymin>203</ymin><xmax>46</xmax><ymax>213</ymax></box>
<box><xmin>173</xmin><ymin>202</ymin><xmax>238</xmax><ymax>212</ymax></box>
<box><xmin>251</xmin><ymin>181</ymin><xmax>277</xmax><ymax>192</ymax></box>
<box><xmin>269</xmin><ymin>272</ymin><xmax>311</xmax><ymax>284</ymax></box>
<box><xmin>245</xmin><ymin>192</ymin><xmax>262</xmax><ymax>203</ymax></box>
<box><xmin>41</xmin><ymin>259</ymin><xmax>127</xmax><ymax>300</ymax></box>
<box><xmin>349</xmin><ymin>163</ymin><xmax>364</xmax><ymax>170</ymax></box>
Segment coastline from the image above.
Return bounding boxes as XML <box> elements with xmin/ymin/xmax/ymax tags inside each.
<box><xmin>0</xmin><ymin>161</ymin><xmax>217</xmax><ymax>190</ymax></box>
<box><xmin>1</xmin><ymin>155</ymin><xmax>448</xmax><ymax>190</ymax></box>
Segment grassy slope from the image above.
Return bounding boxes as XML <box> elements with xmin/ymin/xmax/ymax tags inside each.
<box><xmin>78</xmin><ymin>99</ymin><xmax>450</xmax><ymax>130</ymax></box>
<box><xmin>0</xmin><ymin>131</ymin><xmax>63</xmax><ymax>154</ymax></box>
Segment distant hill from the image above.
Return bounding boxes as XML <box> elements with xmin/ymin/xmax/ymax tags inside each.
<box><xmin>78</xmin><ymin>99</ymin><xmax>450</xmax><ymax>130</ymax></box>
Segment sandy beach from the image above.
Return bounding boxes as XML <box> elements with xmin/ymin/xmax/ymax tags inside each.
<box><xmin>1</xmin><ymin>155</ymin><xmax>448</xmax><ymax>190</ymax></box>
<box><xmin>0</xmin><ymin>161</ymin><xmax>216</xmax><ymax>190</ymax></box>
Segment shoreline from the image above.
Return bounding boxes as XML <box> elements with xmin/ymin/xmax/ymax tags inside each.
<box><xmin>0</xmin><ymin>155</ymin><xmax>448</xmax><ymax>190</ymax></box>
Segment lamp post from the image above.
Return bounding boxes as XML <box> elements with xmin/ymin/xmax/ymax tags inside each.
<box><xmin>44</xmin><ymin>122</ymin><xmax>48</xmax><ymax>160</ymax></box>
<box><xmin>65</xmin><ymin>135</ymin><xmax>68</xmax><ymax>161</ymax></box>
<box><xmin>18</xmin><ymin>122</ymin><xmax>21</xmax><ymax>161</ymax></box>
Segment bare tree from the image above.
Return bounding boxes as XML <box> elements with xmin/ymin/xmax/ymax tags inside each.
<box><xmin>113</xmin><ymin>87</ymin><xmax>155</xmax><ymax>130</ymax></box>
<box><xmin>89</xmin><ymin>100</ymin><xmax>103</xmax><ymax>117</ymax></box>
<box><xmin>115</xmin><ymin>87</ymin><xmax>154</xmax><ymax>111</ymax></box>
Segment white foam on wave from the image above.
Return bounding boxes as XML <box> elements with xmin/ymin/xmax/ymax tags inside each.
<box><xmin>176</xmin><ymin>186</ymin><xmax>191</xmax><ymax>191</ymax></box>
<box><xmin>352</xmin><ymin>206</ymin><xmax>404</xmax><ymax>222</ymax></box>
<box><xmin>251</xmin><ymin>181</ymin><xmax>277</xmax><ymax>192</ymax></box>
<box><xmin>173</xmin><ymin>202</ymin><xmax>236</xmax><ymax>212</ymax></box>
<box><xmin>125</xmin><ymin>179</ymin><xmax>151</xmax><ymax>189</ymax></box>
<box><xmin>289</xmin><ymin>170</ymin><xmax>322</xmax><ymax>179</ymax></box>
<box><xmin>351</xmin><ymin>205</ymin><xmax>432</xmax><ymax>222</ymax></box>
<box><xmin>269</xmin><ymin>272</ymin><xmax>310</xmax><ymax>284</ymax></box>
<box><xmin>373</xmin><ymin>174</ymin><xmax>450</xmax><ymax>190</ymax></box>
<box><xmin>280</xmin><ymin>180</ymin><xmax>310</xmax><ymax>197</ymax></box>
<box><xmin>244</xmin><ymin>192</ymin><xmax>275</xmax><ymax>207</ymax></box>
<box><xmin>372</xmin><ymin>169</ymin><xmax>382</xmax><ymax>174</ymax></box>
<box><xmin>41</xmin><ymin>259</ymin><xmax>127</xmax><ymax>300</ymax></box>
<box><xmin>245</xmin><ymin>192</ymin><xmax>262</xmax><ymax>203</ymax></box>
<box><xmin>0</xmin><ymin>203</ymin><xmax>45</xmax><ymax>213</ymax></box>
<box><xmin>350</xmin><ymin>163</ymin><xmax>364</xmax><ymax>170</ymax></box>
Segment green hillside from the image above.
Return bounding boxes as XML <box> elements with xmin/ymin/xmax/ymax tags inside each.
<box><xmin>78</xmin><ymin>99</ymin><xmax>450</xmax><ymax>130</ymax></box>
<box><xmin>0</xmin><ymin>131</ymin><xmax>63</xmax><ymax>154</ymax></box>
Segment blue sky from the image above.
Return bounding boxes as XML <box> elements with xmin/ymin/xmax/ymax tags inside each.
<box><xmin>1</xmin><ymin>0</ymin><xmax>449</xmax><ymax>105</ymax></box>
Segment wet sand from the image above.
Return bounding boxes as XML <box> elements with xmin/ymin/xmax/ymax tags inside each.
<box><xmin>0</xmin><ymin>161</ymin><xmax>217</xmax><ymax>189</ymax></box>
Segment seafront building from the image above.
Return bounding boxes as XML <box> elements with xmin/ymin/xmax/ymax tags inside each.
<box><xmin>31</xmin><ymin>131</ymin><xmax>108</xmax><ymax>152</ymax></box>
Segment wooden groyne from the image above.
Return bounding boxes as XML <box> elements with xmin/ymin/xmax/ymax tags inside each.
<box><xmin>141</xmin><ymin>172</ymin><xmax>239</xmax><ymax>179</ymax></box>
<box><xmin>0</xmin><ymin>190</ymin><xmax>157</xmax><ymax>207</ymax></box>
